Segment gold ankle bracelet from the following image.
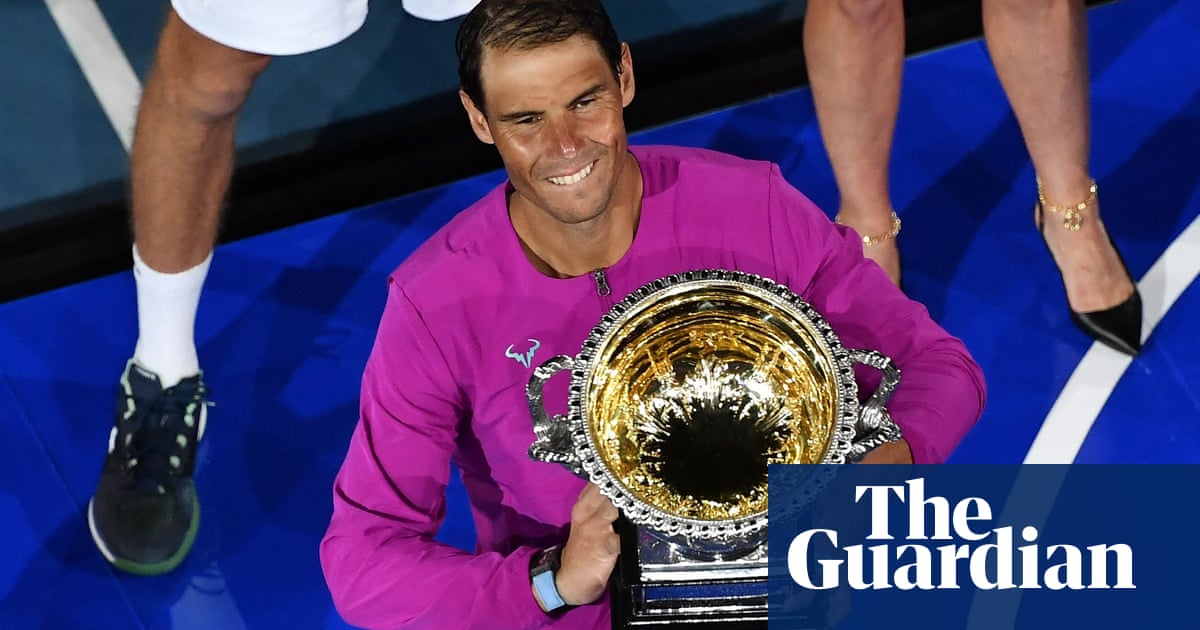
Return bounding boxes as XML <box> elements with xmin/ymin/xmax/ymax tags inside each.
<box><xmin>1037</xmin><ymin>177</ymin><xmax>1097</xmax><ymax>232</ymax></box>
<box><xmin>835</xmin><ymin>211</ymin><xmax>902</xmax><ymax>246</ymax></box>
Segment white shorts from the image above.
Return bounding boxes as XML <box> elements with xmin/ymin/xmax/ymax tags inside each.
<box><xmin>172</xmin><ymin>0</ymin><xmax>479</xmax><ymax>55</ymax></box>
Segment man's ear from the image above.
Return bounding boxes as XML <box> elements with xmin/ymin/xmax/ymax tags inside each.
<box><xmin>459</xmin><ymin>89</ymin><xmax>495</xmax><ymax>145</ymax></box>
<box><xmin>618</xmin><ymin>43</ymin><xmax>636</xmax><ymax>108</ymax></box>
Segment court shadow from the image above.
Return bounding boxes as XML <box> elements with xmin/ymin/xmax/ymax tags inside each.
<box><xmin>0</xmin><ymin>511</ymin><xmax>184</xmax><ymax>628</ymax></box>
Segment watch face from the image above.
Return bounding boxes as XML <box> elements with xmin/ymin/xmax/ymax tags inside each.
<box><xmin>531</xmin><ymin>545</ymin><xmax>560</xmax><ymax>576</ymax></box>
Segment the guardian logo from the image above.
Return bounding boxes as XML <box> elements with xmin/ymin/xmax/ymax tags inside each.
<box><xmin>786</xmin><ymin>478</ymin><xmax>1135</xmax><ymax>591</ymax></box>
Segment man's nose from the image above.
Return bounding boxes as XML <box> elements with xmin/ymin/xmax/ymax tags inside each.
<box><xmin>547</xmin><ymin>116</ymin><xmax>579</xmax><ymax>157</ymax></box>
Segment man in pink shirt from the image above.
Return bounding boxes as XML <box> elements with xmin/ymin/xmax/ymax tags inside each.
<box><xmin>320</xmin><ymin>0</ymin><xmax>986</xmax><ymax>627</ymax></box>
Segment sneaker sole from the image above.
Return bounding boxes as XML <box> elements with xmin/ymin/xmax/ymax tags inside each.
<box><xmin>87</xmin><ymin>496</ymin><xmax>201</xmax><ymax>576</ymax></box>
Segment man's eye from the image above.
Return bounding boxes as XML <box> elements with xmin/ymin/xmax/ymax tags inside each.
<box><xmin>575</xmin><ymin>99</ymin><xmax>595</xmax><ymax>109</ymax></box>
<box><xmin>516</xmin><ymin>115</ymin><xmax>539</xmax><ymax>125</ymax></box>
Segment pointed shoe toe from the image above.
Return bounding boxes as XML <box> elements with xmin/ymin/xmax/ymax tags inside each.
<box><xmin>1069</xmin><ymin>289</ymin><xmax>1143</xmax><ymax>356</ymax></box>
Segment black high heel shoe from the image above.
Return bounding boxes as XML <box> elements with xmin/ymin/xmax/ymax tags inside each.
<box><xmin>1036</xmin><ymin>179</ymin><xmax>1143</xmax><ymax>356</ymax></box>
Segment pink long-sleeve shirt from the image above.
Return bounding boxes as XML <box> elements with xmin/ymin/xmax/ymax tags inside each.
<box><xmin>321</xmin><ymin>145</ymin><xmax>986</xmax><ymax>629</ymax></box>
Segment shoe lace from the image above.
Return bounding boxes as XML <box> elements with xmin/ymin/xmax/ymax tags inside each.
<box><xmin>119</xmin><ymin>380</ymin><xmax>208</xmax><ymax>496</ymax></box>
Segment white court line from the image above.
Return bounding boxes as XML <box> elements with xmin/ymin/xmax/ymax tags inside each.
<box><xmin>44</xmin><ymin>0</ymin><xmax>142</xmax><ymax>152</ymax></box>
<box><xmin>1024</xmin><ymin>210</ymin><xmax>1200</xmax><ymax>464</ymax></box>
<box><xmin>964</xmin><ymin>209</ymin><xmax>1200</xmax><ymax>630</ymax></box>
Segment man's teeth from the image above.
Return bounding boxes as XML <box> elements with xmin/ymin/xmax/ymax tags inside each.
<box><xmin>548</xmin><ymin>161</ymin><xmax>594</xmax><ymax>185</ymax></box>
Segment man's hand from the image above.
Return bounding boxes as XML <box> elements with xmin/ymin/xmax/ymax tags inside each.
<box><xmin>555</xmin><ymin>483</ymin><xmax>621</xmax><ymax>606</ymax></box>
<box><xmin>858</xmin><ymin>438</ymin><xmax>913</xmax><ymax>464</ymax></box>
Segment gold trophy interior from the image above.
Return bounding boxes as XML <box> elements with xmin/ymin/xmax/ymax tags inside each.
<box><xmin>584</xmin><ymin>285</ymin><xmax>840</xmax><ymax>530</ymax></box>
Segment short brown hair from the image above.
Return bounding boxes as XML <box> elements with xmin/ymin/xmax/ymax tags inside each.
<box><xmin>456</xmin><ymin>0</ymin><xmax>623</xmax><ymax>113</ymax></box>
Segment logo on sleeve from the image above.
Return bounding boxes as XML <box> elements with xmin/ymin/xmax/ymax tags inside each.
<box><xmin>505</xmin><ymin>338</ymin><xmax>542</xmax><ymax>369</ymax></box>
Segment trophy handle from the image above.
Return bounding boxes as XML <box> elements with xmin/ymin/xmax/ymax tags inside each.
<box><xmin>847</xmin><ymin>349</ymin><xmax>904</xmax><ymax>461</ymax></box>
<box><xmin>526</xmin><ymin>355</ymin><xmax>585</xmax><ymax>476</ymax></box>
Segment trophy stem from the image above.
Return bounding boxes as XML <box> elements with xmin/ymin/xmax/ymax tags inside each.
<box><xmin>610</xmin><ymin>515</ymin><xmax>643</xmax><ymax>629</ymax></box>
<box><xmin>609</xmin><ymin>513</ymin><xmax>804</xmax><ymax>629</ymax></box>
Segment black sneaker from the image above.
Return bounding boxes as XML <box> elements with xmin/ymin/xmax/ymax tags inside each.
<box><xmin>88</xmin><ymin>360</ymin><xmax>208</xmax><ymax>575</ymax></box>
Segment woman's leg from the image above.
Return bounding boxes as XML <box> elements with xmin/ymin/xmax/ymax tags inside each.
<box><xmin>804</xmin><ymin>0</ymin><xmax>906</xmax><ymax>285</ymax></box>
<box><xmin>983</xmin><ymin>0</ymin><xmax>1135</xmax><ymax>312</ymax></box>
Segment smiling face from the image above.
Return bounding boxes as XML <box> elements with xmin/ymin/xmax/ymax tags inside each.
<box><xmin>460</xmin><ymin>36</ymin><xmax>637</xmax><ymax>231</ymax></box>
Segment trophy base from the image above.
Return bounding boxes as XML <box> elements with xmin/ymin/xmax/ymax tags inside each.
<box><xmin>609</xmin><ymin>517</ymin><xmax>820</xmax><ymax>629</ymax></box>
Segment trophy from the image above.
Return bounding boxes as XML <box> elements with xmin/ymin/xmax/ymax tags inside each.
<box><xmin>526</xmin><ymin>269</ymin><xmax>902</xmax><ymax>628</ymax></box>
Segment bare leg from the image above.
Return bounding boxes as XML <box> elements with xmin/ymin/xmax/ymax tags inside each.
<box><xmin>127</xmin><ymin>11</ymin><xmax>271</xmax><ymax>383</ymax></box>
<box><xmin>983</xmin><ymin>0</ymin><xmax>1135</xmax><ymax>311</ymax></box>
<box><xmin>804</xmin><ymin>0</ymin><xmax>905</xmax><ymax>286</ymax></box>
<box><xmin>131</xmin><ymin>10</ymin><xmax>271</xmax><ymax>272</ymax></box>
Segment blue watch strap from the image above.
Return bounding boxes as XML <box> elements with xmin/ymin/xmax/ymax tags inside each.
<box><xmin>532</xmin><ymin>567</ymin><xmax>568</xmax><ymax>611</ymax></box>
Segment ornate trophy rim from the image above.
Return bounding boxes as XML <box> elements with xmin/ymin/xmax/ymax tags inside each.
<box><xmin>565</xmin><ymin>269</ymin><xmax>863</xmax><ymax>544</ymax></box>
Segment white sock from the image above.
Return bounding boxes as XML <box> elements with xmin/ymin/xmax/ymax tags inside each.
<box><xmin>131</xmin><ymin>245</ymin><xmax>212</xmax><ymax>387</ymax></box>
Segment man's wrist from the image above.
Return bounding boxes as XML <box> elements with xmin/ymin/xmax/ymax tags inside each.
<box><xmin>859</xmin><ymin>438</ymin><xmax>913</xmax><ymax>464</ymax></box>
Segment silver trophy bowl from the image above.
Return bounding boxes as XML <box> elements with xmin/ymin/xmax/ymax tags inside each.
<box><xmin>525</xmin><ymin>269</ymin><xmax>902</xmax><ymax>627</ymax></box>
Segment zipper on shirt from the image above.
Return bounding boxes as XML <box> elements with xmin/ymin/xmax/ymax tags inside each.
<box><xmin>592</xmin><ymin>269</ymin><xmax>612</xmax><ymax>297</ymax></box>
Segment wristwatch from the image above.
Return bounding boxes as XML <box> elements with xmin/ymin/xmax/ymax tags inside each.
<box><xmin>530</xmin><ymin>545</ymin><xmax>574</xmax><ymax>613</ymax></box>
